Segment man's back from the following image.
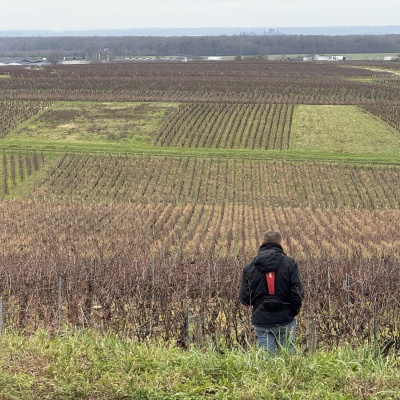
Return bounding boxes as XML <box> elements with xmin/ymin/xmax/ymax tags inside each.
<box><xmin>239</xmin><ymin>241</ymin><xmax>303</xmax><ymax>326</ymax></box>
<box><xmin>239</xmin><ymin>231</ymin><xmax>303</xmax><ymax>355</ymax></box>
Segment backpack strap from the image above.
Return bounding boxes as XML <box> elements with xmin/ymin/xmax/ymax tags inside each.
<box><xmin>264</xmin><ymin>253</ymin><xmax>284</xmax><ymax>295</ymax></box>
<box><xmin>265</xmin><ymin>271</ymin><xmax>275</xmax><ymax>294</ymax></box>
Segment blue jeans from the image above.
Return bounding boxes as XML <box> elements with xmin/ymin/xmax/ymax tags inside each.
<box><xmin>253</xmin><ymin>319</ymin><xmax>297</xmax><ymax>356</ymax></box>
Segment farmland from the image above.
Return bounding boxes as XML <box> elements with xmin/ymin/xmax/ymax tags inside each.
<box><xmin>0</xmin><ymin>60</ymin><xmax>399</xmax><ymax>353</ymax></box>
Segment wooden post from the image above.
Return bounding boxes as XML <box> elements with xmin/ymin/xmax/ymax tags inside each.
<box><xmin>58</xmin><ymin>276</ymin><xmax>63</xmax><ymax>327</ymax></box>
<box><xmin>83</xmin><ymin>260</ymin><xmax>96</xmax><ymax>326</ymax></box>
<box><xmin>192</xmin><ymin>314</ymin><xmax>203</xmax><ymax>347</ymax></box>
<box><xmin>327</xmin><ymin>266</ymin><xmax>331</xmax><ymax>290</ymax></box>
<box><xmin>184</xmin><ymin>306</ymin><xmax>190</xmax><ymax>349</ymax></box>
<box><xmin>373</xmin><ymin>299</ymin><xmax>378</xmax><ymax>345</ymax></box>
<box><xmin>149</xmin><ymin>257</ymin><xmax>155</xmax><ymax>337</ymax></box>
<box><xmin>207</xmin><ymin>261</ymin><xmax>212</xmax><ymax>296</ymax></box>
<box><xmin>345</xmin><ymin>273</ymin><xmax>350</xmax><ymax>305</ymax></box>
<box><xmin>306</xmin><ymin>316</ymin><xmax>318</xmax><ymax>352</ymax></box>
<box><xmin>90</xmin><ymin>259</ymin><xmax>104</xmax><ymax>328</ymax></box>
<box><xmin>0</xmin><ymin>300</ymin><xmax>3</xmax><ymax>333</ymax></box>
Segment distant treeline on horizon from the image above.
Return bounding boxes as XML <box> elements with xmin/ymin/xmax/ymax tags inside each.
<box><xmin>1</xmin><ymin>33</ymin><xmax>400</xmax><ymax>58</ymax></box>
<box><xmin>1</xmin><ymin>25</ymin><xmax>400</xmax><ymax>37</ymax></box>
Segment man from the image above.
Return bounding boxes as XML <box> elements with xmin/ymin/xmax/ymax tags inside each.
<box><xmin>239</xmin><ymin>230</ymin><xmax>303</xmax><ymax>355</ymax></box>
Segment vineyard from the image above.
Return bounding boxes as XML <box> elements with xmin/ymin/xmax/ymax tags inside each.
<box><xmin>0</xmin><ymin>100</ymin><xmax>52</xmax><ymax>138</ymax></box>
<box><xmin>3</xmin><ymin>100</ymin><xmax>399</xmax><ymax>161</ymax></box>
<box><xmin>0</xmin><ymin>61</ymin><xmax>398</xmax><ymax>105</ymax></box>
<box><xmin>8</xmin><ymin>100</ymin><xmax>178</xmax><ymax>144</ymax></box>
<box><xmin>1</xmin><ymin>150</ymin><xmax>46</xmax><ymax>198</ymax></box>
<box><xmin>361</xmin><ymin>102</ymin><xmax>400</xmax><ymax>132</ymax></box>
<box><xmin>0</xmin><ymin>199</ymin><xmax>399</xmax><ymax>346</ymax></box>
<box><xmin>155</xmin><ymin>103</ymin><xmax>294</xmax><ymax>149</ymax></box>
<box><xmin>30</xmin><ymin>154</ymin><xmax>399</xmax><ymax>210</ymax></box>
<box><xmin>0</xmin><ymin>60</ymin><xmax>399</xmax><ymax>351</ymax></box>
<box><xmin>1</xmin><ymin>199</ymin><xmax>399</xmax><ymax>261</ymax></box>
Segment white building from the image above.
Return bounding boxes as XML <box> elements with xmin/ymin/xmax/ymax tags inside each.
<box><xmin>59</xmin><ymin>60</ymin><xmax>91</xmax><ymax>65</ymax></box>
<box><xmin>314</xmin><ymin>55</ymin><xmax>330</xmax><ymax>61</ymax></box>
<box><xmin>383</xmin><ymin>56</ymin><xmax>400</xmax><ymax>61</ymax></box>
<box><xmin>306</xmin><ymin>55</ymin><xmax>346</xmax><ymax>61</ymax></box>
<box><xmin>331</xmin><ymin>55</ymin><xmax>346</xmax><ymax>61</ymax></box>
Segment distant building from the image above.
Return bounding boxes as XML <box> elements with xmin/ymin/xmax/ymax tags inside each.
<box><xmin>207</xmin><ymin>56</ymin><xmax>222</xmax><ymax>61</ymax></box>
<box><xmin>314</xmin><ymin>55</ymin><xmax>330</xmax><ymax>61</ymax></box>
<box><xmin>304</xmin><ymin>55</ymin><xmax>346</xmax><ymax>62</ymax></box>
<box><xmin>59</xmin><ymin>60</ymin><xmax>91</xmax><ymax>65</ymax></box>
<box><xmin>383</xmin><ymin>56</ymin><xmax>400</xmax><ymax>61</ymax></box>
<box><xmin>0</xmin><ymin>58</ymin><xmax>50</xmax><ymax>66</ymax></box>
<box><xmin>331</xmin><ymin>55</ymin><xmax>346</xmax><ymax>61</ymax></box>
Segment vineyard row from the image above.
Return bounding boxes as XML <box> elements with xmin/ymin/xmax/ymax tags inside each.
<box><xmin>0</xmin><ymin>62</ymin><xmax>400</xmax><ymax>105</ymax></box>
<box><xmin>0</xmin><ymin>234</ymin><xmax>399</xmax><ymax>347</ymax></box>
<box><xmin>1</xmin><ymin>200</ymin><xmax>399</xmax><ymax>261</ymax></box>
<box><xmin>0</xmin><ymin>100</ymin><xmax>52</xmax><ymax>138</ymax></box>
<box><xmin>31</xmin><ymin>154</ymin><xmax>400</xmax><ymax>210</ymax></box>
<box><xmin>1</xmin><ymin>150</ymin><xmax>46</xmax><ymax>199</ymax></box>
<box><xmin>361</xmin><ymin>103</ymin><xmax>400</xmax><ymax>133</ymax></box>
<box><xmin>155</xmin><ymin>103</ymin><xmax>294</xmax><ymax>150</ymax></box>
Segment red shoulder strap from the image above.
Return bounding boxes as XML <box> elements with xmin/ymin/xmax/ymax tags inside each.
<box><xmin>266</xmin><ymin>271</ymin><xmax>275</xmax><ymax>295</ymax></box>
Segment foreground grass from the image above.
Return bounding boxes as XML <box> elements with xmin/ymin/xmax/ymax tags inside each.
<box><xmin>0</xmin><ymin>329</ymin><xmax>399</xmax><ymax>399</ymax></box>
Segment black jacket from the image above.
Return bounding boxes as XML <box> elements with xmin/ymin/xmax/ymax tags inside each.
<box><xmin>239</xmin><ymin>242</ymin><xmax>303</xmax><ymax>327</ymax></box>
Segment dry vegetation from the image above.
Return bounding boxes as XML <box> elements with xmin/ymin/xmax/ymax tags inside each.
<box><xmin>0</xmin><ymin>60</ymin><xmax>399</xmax><ymax>350</ymax></box>
<box><xmin>28</xmin><ymin>155</ymin><xmax>400</xmax><ymax>209</ymax></box>
<box><xmin>0</xmin><ymin>61</ymin><xmax>399</xmax><ymax>105</ymax></box>
<box><xmin>0</xmin><ymin>155</ymin><xmax>399</xmax><ymax>347</ymax></box>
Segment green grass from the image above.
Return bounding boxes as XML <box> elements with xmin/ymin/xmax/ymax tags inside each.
<box><xmin>2</xmin><ymin>142</ymin><xmax>399</xmax><ymax>164</ymax></box>
<box><xmin>7</xmin><ymin>101</ymin><xmax>179</xmax><ymax>146</ymax></box>
<box><xmin>0</xmin><ymin>329</ymin><xmax>398</xmax><ymax>400</ymax></box>
<box><xmin>0</xmin><ymin>150</ymin><xmax>57</xmax><ymax>200</ymax></box>
<box><xmin>2</xmin><ymin>102</ymin><xmax>400</xmax><ymax>164</ymax></box>
<box><xmin>292</xmin><ymin>105</ymin><xmax>400</xmax><ymax>156</ymax></box>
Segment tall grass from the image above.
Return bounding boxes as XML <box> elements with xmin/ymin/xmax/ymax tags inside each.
<box><xmin>0</xmin><ymin>329</ymin><xmax>399</xmax><ymax>399</ymax></box>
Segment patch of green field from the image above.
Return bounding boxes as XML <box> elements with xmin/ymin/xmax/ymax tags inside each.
<box><xmin>0</xmin><ymin>150</ymin><xmax>55</xmax><ymax>200</ymax></box>
<box><xmin>7</xmin><ymin>101</ymin><xmax>179</xmax><ymax>145</ymax></box>
<box><xmin>2</xmin><ymin>102</ymin><xmax>400</xmax><ymax>164</ymax></box>
<box><xmin>292</xmin><ymin>105</ymin><xmax>400</xmax><ymax>156</ymax></box>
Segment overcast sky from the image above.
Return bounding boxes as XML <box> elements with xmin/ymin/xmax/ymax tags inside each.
<box><xmin>1</xmin><ymin>0</ymin><xmax>399</xmax><ymax>31</ymax></box>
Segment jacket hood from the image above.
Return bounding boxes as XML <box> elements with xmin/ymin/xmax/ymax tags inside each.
<box><xmin>253</xmin><ymin>242</ymin><xmax>285</xmax><ymax>272</ymax></box>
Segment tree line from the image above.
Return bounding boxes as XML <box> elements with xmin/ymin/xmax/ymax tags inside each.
<box><xmin>0</xmin><ymin>34</ymin><xmax>400</xmax><ymax>58</ymax></box>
